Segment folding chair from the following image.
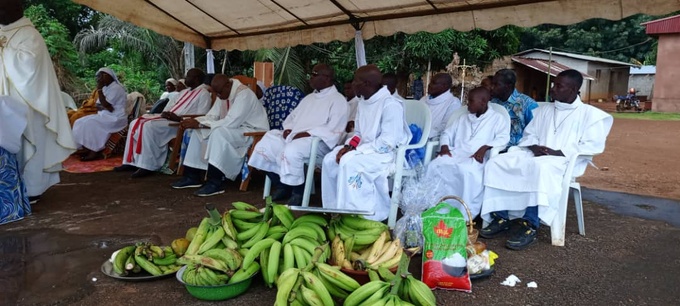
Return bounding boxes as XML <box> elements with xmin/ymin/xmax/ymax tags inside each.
<box><xmin>102</xmin><ymin>92</ymin><xmax>145</xmax><ymax>158</ymax></box>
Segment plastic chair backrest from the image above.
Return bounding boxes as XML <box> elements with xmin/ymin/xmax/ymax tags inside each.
<box><xmin>402</xmin><ymin>99</ymin><xmax>431</xmax><ymax>148</ymax></box>
<box><xmin>262</xmin><ymin>85</ymin><xmax>305</xmax><ymax>130</ymax></box>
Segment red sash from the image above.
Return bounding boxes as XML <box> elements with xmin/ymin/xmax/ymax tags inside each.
<box><xmin>125</xmin><ymin>88</ymin><xmax>202</xmax><ymax>162</ymax></box>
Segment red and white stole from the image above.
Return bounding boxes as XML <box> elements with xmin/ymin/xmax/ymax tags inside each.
<box><xmin>125</xmin><ymin>87</ymin><xmax>202</xmax><ymax>162</ymax></box>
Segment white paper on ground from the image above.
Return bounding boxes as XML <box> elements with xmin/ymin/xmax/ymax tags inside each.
<box><xmin>527</xmin><ymin>281</ymin><xmax>538</xmax><ymax>288</ymax></box>
<box><xmin>501</xmin><ymin>274</ymin><xmax>521</xmax><ymax>287</ymax></box>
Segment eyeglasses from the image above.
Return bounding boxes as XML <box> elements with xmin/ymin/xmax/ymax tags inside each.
<box><xmin>311</xmin><ymin>71</ymin><xmax>329</xmax><ymax>78</ymax></box>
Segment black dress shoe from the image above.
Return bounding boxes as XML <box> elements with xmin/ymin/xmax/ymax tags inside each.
<box><xmin>130</xmin><ymin>168</ymin><xmax>154</xmax><ymax>178</ymax></box>
<box><xmin>114</xmin><ymin>164</ymin><xmax>138</xmax><ymax>172</ymax></box>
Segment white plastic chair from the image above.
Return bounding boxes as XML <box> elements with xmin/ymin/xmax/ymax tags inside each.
<box><xmin>387</xmin><ymin>99</ymin><xmax>431</xmax><ymax>228</ymax></box>
<box><xmin>549</xmin><ymin>151</ymin><xmax>598</xmax><ymax>246</ymax></box>
<box><xmin>423</xmin><ymin>103</ymin><xmax>511</xmax><ymax>166</ymax></box>
<box><xmin>262</xmin><ymin>137</ymin><xmax>321</xmax><ymax>207</ymax></box>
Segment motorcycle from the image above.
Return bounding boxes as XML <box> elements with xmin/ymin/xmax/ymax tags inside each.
<box><xmin>614</xmin><ymin>92</ymin><xmax>642</xmax><ymax>112</ymax></box>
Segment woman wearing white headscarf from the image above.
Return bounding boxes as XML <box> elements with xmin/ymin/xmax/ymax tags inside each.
<box><xmin>72</xmin><ymin>68</ymin><xmax>128</xmax><ymax>161</ymax></box>
<box><xmin>160</xmin><ymin>78</ymin><xmax>179</xmax><ymax>100</ymax></box>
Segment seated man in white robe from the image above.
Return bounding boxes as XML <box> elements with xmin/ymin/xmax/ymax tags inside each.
<box><xmin>480</xmin><ymin>70</ymin><xmax>613</xmax><ymax>250</ymax></box>
<box><xmin>72</xmin><ymin>68</ymin><xmax>128</xmax><ymax>161</ymax></box>
<box><xmin>322</xmin><ymin>65</ymin><xmax>410</xmax><ymax>221</ymax></box>
<box><xmin>171</xmin><ymin>74</ymin><xmax>269</xmax><ymax>196</ymax></box>
<box><xmin>424</xmin><ymin>87</ymin><xmax>510</xmax><ymax>220</ymax></box>
<box><xmin>115</xmin><ymin>68</ymin><xmax>212</xmax><ymax>178</ymax></box>
<box><xmin>248</xmin><ymin>64</ymin><xmax>348</xmax><ymax>205</ymax></box>
<box><xmin>420</xmin><ymin>73</ymin><xmax>461</xmax><ymax>139</ymax></box>
<box><xmin>381</xmin><ymin>72</ymin><xmax>404</xmax><ymax>101</ymax></box>
<box><xmin>160</xmin><ymin>78</ymin><xmax>179</xmax><ymax>101</ymax></box>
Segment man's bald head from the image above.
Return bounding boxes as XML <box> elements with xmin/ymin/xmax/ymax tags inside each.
<box><xmin>184</xmin><ymin>68</ymin><xmax>205</xmax><ymax>89</ymax></box>
<box><xmin>382</xmin><ymin>73</ymin><xmax>398</xmax><ymax>94</ymax></box>
<box><xmin>0</xmin><ymin>0</ymin><xmax>24</xmax><ymax>25</ymax></box>
<box><xmin>428</xmin><ymin>73</ymin><xmax>452</xmax><ymax>97</ymax></box>
<box><xmin>309</xmin><ymin>63</ymin><xmax>335</xmax><ymax>91</ymax></box>
<box><xmin>210</xmin><ymin>74</ymin><xmax>234</xmax><ymax>100</ymax></box>
<box><xmin>352</xmin><ymin>65</ymin><xmax>383</xmax><ymax>99</ymax></box>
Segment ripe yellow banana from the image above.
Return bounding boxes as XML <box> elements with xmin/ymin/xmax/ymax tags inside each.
<box><xmin>366</xmin><ymin>231</ymin><xmax>389</xmax><ymax>264</ymax></box>
<box><xmin>372</xmin><ymin>239</ymin><xmax>402</xmax><ymax>267</ymax></box>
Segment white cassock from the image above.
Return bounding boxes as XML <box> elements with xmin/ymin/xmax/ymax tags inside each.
<box><xmin>420</xmin><ymin>91</ymin><xmax>461</xmax><ymax>139</ymax></box>
<box><xmin>393</xmin><ymin>92</ymin><xmax>404</xmax><ymax>102</ymax></box>
<box><xmin>340</xmin><ymin>96</ymin><xmax>360</xmax><ymax>144</ymax></box>
<box><xmin>481</xmin><ymin>97</ymin><xmax>613</xmax><ymax>225</ymax></box>
<box><xmin>182</xmin><ymin>79</ymin><xmax>269</xmax><ymax>179</ymax></box>
<box><xmin>248</xmin><ymin>86</ymin><xmax>348</xmax><ymax>186</ymax></box>
<box><xmin>424</xmin><ymin>106</ymin><xmax>510</xmax><ymax>220</ymax></box>
<box><xmin>322</xmin><ymin>86</ymin><xmax>411</xmax><ymax>221</ymax></box>
<box><xmin>122</xmin><ymin>85</ymin><xmax>212</xmax><ymax>171</ymax></box>
<box><xmin>0</xmin><ymin>17</ymin><xmax>76</xmax><ymax>196</ymax></box>
<box><xmin>72</xmin><ymin>81</ymin><xmax>128</xmax><ymax>151</ymax></box>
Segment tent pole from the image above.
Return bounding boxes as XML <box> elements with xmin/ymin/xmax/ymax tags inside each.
<box><xmin>425</xmin><ymin>60</ymin><xmax>431</xmax><ymax>97</ymax></box>
<box><xmin>184</xmin><ymin>42</ymin><xmax>195</xmax><ymax>75</ymax></box>
<box><xmin>544</xmin><ymin>47</ymin><xmax>553</xmax><ymax>102</ymax></box>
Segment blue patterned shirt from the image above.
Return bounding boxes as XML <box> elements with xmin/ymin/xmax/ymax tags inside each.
<box><xmin>491</xmin><ymin>89</ymin><xmax>538</xmax><ymax>146</ymax></box>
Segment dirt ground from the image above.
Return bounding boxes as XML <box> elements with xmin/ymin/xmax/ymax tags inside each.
<box><xmin>2</xmin><ymin>107</ymin><xmax>680</xmax><ymax>306</ymax></box>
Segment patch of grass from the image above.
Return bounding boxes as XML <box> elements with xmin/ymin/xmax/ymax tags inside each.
<box><xmin>612</xmin><ymin>112</ymin><xmax>680</xmax><ymax>121</ymax></box>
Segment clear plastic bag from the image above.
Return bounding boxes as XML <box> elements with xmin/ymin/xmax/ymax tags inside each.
<box><xmin>394</xmin><ymin>161</ymin><xmax>441</xmax><ymax>249</ymax></box>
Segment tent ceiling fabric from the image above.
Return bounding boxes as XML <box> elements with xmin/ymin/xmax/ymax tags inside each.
<box><xmin>73</xmin><ymin>0</ymin><xmax>680</xmax><ymax>51</ymax></box>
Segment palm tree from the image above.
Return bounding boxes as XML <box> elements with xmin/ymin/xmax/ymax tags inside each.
<box><xmin>74</xmin><ymin>15</ymin><xmax>184</xmax><ymax>79</ymax></box>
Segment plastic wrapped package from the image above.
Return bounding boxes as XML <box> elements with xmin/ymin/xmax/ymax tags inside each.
<box><xmin>394</xmin><ymin>162</ymin><xmax>441</xmax><ymax>249</ymax></box>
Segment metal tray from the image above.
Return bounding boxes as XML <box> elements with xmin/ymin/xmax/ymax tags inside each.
<box><xmin>101</xmin><ymin>260</ymin><xmax>176</xmax><ymax>281</ymax></box>
<box><xmin>288</xmin><ymin>206</ymin><xmax>374</xmax><ymax>216</ymax></box>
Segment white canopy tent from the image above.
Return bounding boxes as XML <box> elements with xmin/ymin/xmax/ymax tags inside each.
<box><xmin>73</xmin><ymin>0</ymin><xmax>679</xmax><ymax>52</ymax></box>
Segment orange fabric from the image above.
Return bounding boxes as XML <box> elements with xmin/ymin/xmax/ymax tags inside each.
<box><xmin>68</xmin><ymin>90</ymin><xmax>99</xmax><ymax>126</ymax></box>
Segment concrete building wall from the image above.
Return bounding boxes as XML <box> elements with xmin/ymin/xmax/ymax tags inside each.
<box><xmin>629</xmin><ymin>75</ymin><xmax>655</xmax><ymax>98</ymax></box>
<box><xmin>652</xmin><ymin>34</ymin><xmax>680</xmax><ymax>112</ymax></box>
<box><xmin>516</xmin><ymin>52</ymin><xmax>592</xmax><ymax>100</ymax></box>
<box><xmin>585</xmin><ymin>63</ymin><xmax>629</xmax><ymax>101</ymax></box>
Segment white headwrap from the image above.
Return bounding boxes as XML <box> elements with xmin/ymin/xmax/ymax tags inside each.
<box><xmin>166</xmin><ymin>78</ymin><xmax>178</xmax><ymax>86</ymax></box>
<box><xmin>97</xmin><ymin>67</ymin><xmax>120</xmax><ymax>83</ymax></box>
<box><xmin>178</xmin><ymin>79</ymin><xmax>186</xmax><ymax>85</ymax></box>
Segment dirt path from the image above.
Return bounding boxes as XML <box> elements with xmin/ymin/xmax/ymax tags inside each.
<box><xmin>581</xmin><ymin>117</ymin><xmax>680</xmax><ymax>199</ymax></box>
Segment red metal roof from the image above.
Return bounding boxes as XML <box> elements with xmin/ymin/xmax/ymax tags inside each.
<box><xmin>642</xmin><ymin>14</ymin><xmax>680</xmax><ymax>35</ymax></box>
<box><xmin>511</xmin><ymin>57</ymin><xmax>596</xmax><ymax>80</ymax></box>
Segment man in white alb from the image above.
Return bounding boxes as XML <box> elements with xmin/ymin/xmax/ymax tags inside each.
<box><xmin>248</xmin><ymin>64</ymin><xmax>348</xmax><ymax>205</ymax></box>
<box><xmin>115</xmin><ymin>68</ymin><xmax>212</xmax><ymax>178</ymax></box>
<box><xmin>480</xmin><ymin>69</ymin><xmax>613</xmax><ymax>250</ymax></box>
<box><xmin>424</xmin><ymin>87</ymin><xmax>509</xmax><ymax>220</ymax></box>
<box><xmin>322</xmin><ymin>65</ymin><xmax>411</xmax><ymax>221</ymax></box>
<box><xmin>1</xmin><ymin>0</ymin><xmax>76</xmax><ymax>203</ymax></box>
<box><xmin>420</xmin><ymin>73</ymin><xmax>461</xmax><ymax>139</ymax></box>
<box><xmin>171</xmin><ymin>74</ymin><xmax>269</xmax><ymax>196</ymax></box>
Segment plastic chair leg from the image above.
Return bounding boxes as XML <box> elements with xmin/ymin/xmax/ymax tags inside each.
<box><xmin>571</xmin><ymin>184</ymin><xmax>585</xmax><ymax>236</ymax></box>
<box><xmin>263</xmin><ymin>176</ymin><xmax>271</xmax><ymax>199</ymax></box>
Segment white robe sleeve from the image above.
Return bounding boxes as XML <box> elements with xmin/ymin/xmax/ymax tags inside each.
<box><xmin>488</xmin><ymin>112</ymin><xmax>511</xmax><ymax>149</ymax></box>
<box><xmin>196</xmin><ymin>98</ymin><xmax>223</xmax><ymax>125</ymax></box>
<box><xmin>307</xmin><ymin>99</ymin><xmax>348</xmax><ymax>148</ymax></box>
<box><xmin>560</xmin><ymin>115</ymin><xmax>612</xmax><ymax>158</ymax></box>
<box><xmin>517</xmin><ymin>108</ymin><xmax>542</xmax><ymax>147</ymax></box>
<box><xmin>357</xmin><ymin>101</ymin><xmax>405</xmax><ymax>154</ymax></box>
<box><xmin>207</xmin><ymin>91</ymin><xmax>256</xmax><ymax>129</ymax></box>
<box><xmin>439</xmin><ymin>116</ymin><xmax>460</xmax><ymax>148</ymax></box>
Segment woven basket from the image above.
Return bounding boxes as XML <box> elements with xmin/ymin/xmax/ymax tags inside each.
<box><xmin>436</xmin><ymin>195</ymin><xmax>478</xmax><ymax>245</ymax></box>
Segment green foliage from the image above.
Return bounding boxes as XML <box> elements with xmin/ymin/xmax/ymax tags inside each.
<box><xmin>25</xmin><ymin>0</ymin><xmax>99</xmax><ymax>38</ymax></box>
<box><xmin>24</xmin><ymin>5</ymin><xmax>80</xmax><ymax>75</ymax></box>
<box><xmin>612</xmin><ymin>112</ymin><xmax>680</xmax><ymax>121</ymax></box>
<box><xmin>519</xmin><ymin>14</ymin><xmax>662</xmax><ymax>64</ymax></box>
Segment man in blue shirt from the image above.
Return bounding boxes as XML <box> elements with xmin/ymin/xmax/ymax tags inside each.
<box><xmin>490</xmin><ymin>69</ymin><xmax>538</xmax><ymax>147</ymax></box>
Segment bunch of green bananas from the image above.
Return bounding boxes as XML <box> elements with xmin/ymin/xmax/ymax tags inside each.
<box><xmin>344</xmin><ymin>253</ymin><xmax>436</xmax><ymax>306</ymax></box>
<box><xmin>112</xmin><ymin>242</ymin><xmax>180</xmax><ymax>276</ymax></box>
<box><xmin>327</xmin><ymin>215</ymin><xmax>402</xmax><ymax>271</ymax></box>
<box><xmin>239</xmin><ymin>207</ymin><xmax>330</xmax><ymax>288</ymax></box>
<box><xmin>181</xmin><ymin>260</ymin><xmax>260</xmax><ymax>286</ymax></box>
<box><xmin>273</xmin><ymin>244</ymin><xmax>361</xmax><ymax>306</ymax></box>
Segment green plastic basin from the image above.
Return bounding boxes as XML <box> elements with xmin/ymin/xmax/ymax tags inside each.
<box><xmin>176</xmin><ymin>266</ymin><xmax>256</xmax><ymax>301</ymax></box>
